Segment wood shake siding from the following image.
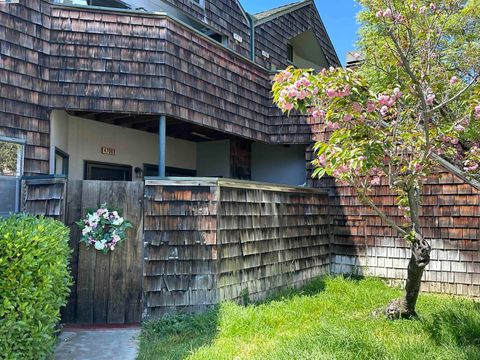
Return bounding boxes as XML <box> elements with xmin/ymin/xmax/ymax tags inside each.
<box><xmin>254</xmin><ymin>2</ymin><xmax>340</xmax><ymax>70</ymax></box>
<box><xmin>0</xmin><ymin>1</ymin><xmax>340</xmax><ymax>174</ymax></box>
<box><xmin>0</xmin><ymin>1</ymin><xmax>52</xmax><ymax>175</ymax></box>
<box><xmin>161</xmin><ymin>0</ymin><xmax>251</xmax><ymax>58</ymax></box>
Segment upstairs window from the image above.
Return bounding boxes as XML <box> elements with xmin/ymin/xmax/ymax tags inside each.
<box><xmin>191</xmin><ymin>0</ymin><xmax>205</xmax><ymax>8</ymax></box>
<box><xmin>287</xmin><ymin>44</ymin><xmax>294</xmax><ymax>63</ymax></box>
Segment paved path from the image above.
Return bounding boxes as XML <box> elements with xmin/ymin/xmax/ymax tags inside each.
<box><xmin>55</xmin><ymin>326</ymin><xmax>140</xmax><ymax>360</ymax></box>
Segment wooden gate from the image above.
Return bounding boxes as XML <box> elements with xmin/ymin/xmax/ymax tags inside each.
<box><xmin>62</xmin><ymin>180</ymin><xmax>144</xmax><ymax>324</ymax></box>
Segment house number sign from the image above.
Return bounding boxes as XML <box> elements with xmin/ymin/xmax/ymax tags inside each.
<box><xmin>101</xmin><ymin>146</ymin><xmax>116</xmax><ymax>156</ymax></box>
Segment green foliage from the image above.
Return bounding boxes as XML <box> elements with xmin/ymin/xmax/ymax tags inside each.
<box><xmin>0</xmin><ymin>214</ymin><xmax>72</xmax><ymax>359</ymax></box>
<box><xmin>138</xmin><ymin>277</ymin><xmax>480</xmax><ymax>360</ymax></box>
<box><xmin>0</xmin><ymin>142</ymin><xmax>20</xmax><ymax>176</ymax></box>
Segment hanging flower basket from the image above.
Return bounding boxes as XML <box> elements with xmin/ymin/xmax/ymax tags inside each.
<box><xmin>76</xmin><ymin>203</ymin><xmax>132</xmax><ymax>253</ymax></box>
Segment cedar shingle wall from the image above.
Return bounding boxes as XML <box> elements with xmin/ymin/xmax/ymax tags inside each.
<box><xmin>0</xmin><ymin>2</ymin><xmax>51</xmax><ymax>174</ymax></box>
<box><xmin>254</xmin><ymin>3</ymin><xmax>339</xmax><ymax>70</ymax></box>
<box><xmin>307</xmin><ymin>146</ymin><xmax>480</xmax><ymax>297</ymax></box>
<box><xmin>217</xmin><ymin>186</ymin><xmax>330</xmax><ymax>303</ymax></box>
<box><xmin>161</xmin><ymin>0</ymin><xmax>251</xmax><ymax>58</ymax></box>
<box><xmin>143</xmin><ymin>180</ymin><xmax>330</xmax><ymax>315</ymax></box>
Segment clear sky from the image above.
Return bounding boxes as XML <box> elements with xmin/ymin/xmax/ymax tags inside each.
<box><xmin>241</xmin><ymin>0</ymin><xmax>360</xmax><ymax>65</ymax></box>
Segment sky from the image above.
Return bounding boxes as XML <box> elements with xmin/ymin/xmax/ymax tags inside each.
<box><xmin>242</xmin><ymin>0</ymin><xmax>360</xmax><ymax>65</ymax></box>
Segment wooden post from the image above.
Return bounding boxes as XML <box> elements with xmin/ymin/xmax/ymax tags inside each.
<box><xmin>158</xmin><ymin>115</ymin><xmax>166</xmax><ymax>177</ymax></box>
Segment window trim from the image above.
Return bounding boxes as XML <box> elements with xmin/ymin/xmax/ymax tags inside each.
<box><xmin>287</xmin><ymin>44</ymin><xmax>294</xmax><ymax>63</ymax></box>
<box><xmin>54</xmin><ymin>147</ymin><xmax>69</xmax><ymax>177</ymax></box>
<box><xmin>84</xmin><ymin>160</ymin><xmax>132</xmax><ymax>181</ymax></box>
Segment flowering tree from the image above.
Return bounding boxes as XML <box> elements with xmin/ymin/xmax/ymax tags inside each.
<box><xmin>273</xmin><ymin>0</ymin><xmax>479</xmax><ymax>318</ymax></box>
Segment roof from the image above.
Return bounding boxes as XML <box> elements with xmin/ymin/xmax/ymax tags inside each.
<box><xmin>251</xmin><ymin>0</ymin><xmax>312</xmax><ymax>24</ymax></box>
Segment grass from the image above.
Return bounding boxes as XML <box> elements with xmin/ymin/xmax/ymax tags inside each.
<box><xmin>137</xmin><ymin>276</ymin><xmax>480</xmax><ymax>360</ymax></box>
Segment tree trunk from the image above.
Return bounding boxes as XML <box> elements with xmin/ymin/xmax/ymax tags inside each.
<box><xmin>385</xmin><ymin>236</ymin><xmax>431</xmax><ymax>319</ymax></box>
<box><xmin>384</xmin><ymin>186</ymin><xmax>431</xmax><ymax>319</ymax></box>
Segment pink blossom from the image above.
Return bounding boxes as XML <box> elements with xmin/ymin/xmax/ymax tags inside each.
<box><xmin>383</xmin><ymin>8</ymin><xmax>393</xmax><ymax>18</ymax></box>
<box><xmin>426</xmin><ymin>94</ymin><xmax>435</xmax><ymax>106</ymax></box>
<box><xmin>282</xmin><ymin>102</ymin><xmax>294</xmax><ymax>111</ymax></box>
<box><xmin>326</xmin><ymin>122</ymin><xmax>340</xmax><ymax>130</ymax></box>
<box><xmin>380</xmin><ymin>105</ymin><xmax>389</xmax><ymax>117</ymax></box>
<box><xmin>414</xmin><ymin>163</ymin><xmax>423</xmax><ymax>172</ymax></box>
<box><xmin>455</xmin><ymin>124</ymin><xmax>465</xmax><ymax>132</ymax></box>
<box><xmin>378</xmin><ymin>94</ymin><xmax>390</xmax><ymax>106</ymax></box>
<box><xmin>441</xmin><ymin>135</ymin><xmax>451</xmax><ymax>143</ymax></box>
<box><xmin>376</xmin><ymin>10</ymin><xmax>383</xmax><ymax>18</ymax></box>
<box><xmin>429</xmin><ymin>3</ymin><xmax>436</xmax><ymax>11</ymax></box>
<box><xmin>312</xmin><ymin>109</ymin><xmax>325</xmax><ymax>119</ymax></box>
<box><xmin>419</xmin><ymin>6</ymin><xmax>427</xmax><ymax>14</ymax></box>
<box><xmin>449</xmin><ymin>76</ymin><xmax>459</xmax><ymax>85</ymax></box>
<box><xmin>366</xmin><ymin>101</ymin><xmax>376</xmax><ymax>112</ymax></box>
<box><xmin>352</xmin><ymin>102</ymin><xmax>363</xmax><ymax>113</ymax></box>
<box><xmin>451</xmin><ymin>138</ymin><xmax>459</xmax><ymax>145</ymax></box>
<box><xmin>475</xmin><ymin>105</ymin><xmax>480</xmax><ymax>119</ymax></box>
<box><xmin>279</xmin><ymin>89</ymin><xmax>288</xmax><ymax>97</ymax></box>
<box><xmin>312</xmin><ymin>87</ymin><xmax>319</xmax><ymax>95</ymax></box>
<box><xmin>326</xmin><ymin>88</ymin><xmax>337</xmax><ymax>98</ymax></box>
<box><xmin>343</xmin><ymin>114</ymin><xmax>353</xmax><ymax>121</ymax></box>
<box><xmin>318</xmin><ymin>154</ymin><xmax>326</xmax><ymax>166</ymax></box>
<box><xmin>393</xmin><ymin>87</ymin><xmax>402</xmax><ymax>99</ymax></box>
<box><xmin>370</xmin><ymin>176</ymin><xmax>381</xmax><ymax>185</ymax></box>
<box><xmin>297</xmin><ymin>90</ymin><xmax>309</xmax><ymax>100</ymax></box>
<box><xmin>464</xmin><ymin>163</ymin><xmax>479</xmax><ymax>172</ymax></box>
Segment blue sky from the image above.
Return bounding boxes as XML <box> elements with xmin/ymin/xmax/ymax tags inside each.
<box><xmin>242</xmin><ymin>0</ymin><xmax>360</xmax><ymax>65</ymax></box>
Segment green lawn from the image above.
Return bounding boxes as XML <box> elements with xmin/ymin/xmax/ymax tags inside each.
<box><xmin>137</xmin><ymin>277</ymin><xmax>480</xmax><ymax>360</ymax></box>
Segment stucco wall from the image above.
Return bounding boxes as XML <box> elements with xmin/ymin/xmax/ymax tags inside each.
<box><xmin>251</xmin><ymin>143</ymin><xmax>306</xmax><ymax>186</ymax></box>
<box><xmin>50</xmin><ymin>111</ymin><xmax>197</xmax><ymax>180</ymax></box>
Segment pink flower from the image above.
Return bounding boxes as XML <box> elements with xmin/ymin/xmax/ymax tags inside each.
<box><xmin>475</xmin><ymin>105</ymin><xmax>480</xmax><ymax>119</ymax></box>
<box><xmin>426</xmin><ymin>94</ymin><xmax>435</xmax><ymax>106</ymax></box>
<box><xmin>393</xmin><ymin>87</ymin><xmax>402</xmax><ymax>99</ymax></box>
<box><xmin>326</xmin><ymin>88</ymin><xmax>337</xmax><ymax>98</ymax></box>
<box><xmin>419</xmin><ymin>6</ymin><xmax>427</xmax><ymax>14</ymax></box>
<box><xmin>378</xmin><ymin>94</ymin><xmax>390</xmax><ymax>106</ymax></box>
<box><xmin>464</xmin><ymin>163</ymin><xmax>479</xmax><ymax>172</ymax></box>
<box><xmin>312</xmin><ymin>87</ymin><xmax>319</xmax><ymax>95</ymax></box>
<box><xmin>455</xmin><ymin>124</ymin><xmax>465</xmax><ymax>132</ymax></box>
<box><xmin>380</xmin><ymin>105</ymin><xmax>389</xmax><ymax>117</ymax></box>
<box><xmin>283</xmin><ymin>102</ymin><xmax>294</xmax><ymax>111</ymax></box>
<box><xmin>366</xmin><ymin>101</ymin><xmax>376</xmax><ymax>112</ymax></box>
<box><xmin>376</xmin><ymin>10</ymin><xmax>384</xmax><ymax>18</ymax></box>
<box><xmin>326</xmin><ymin>122</ymin><xmax>340</xmax><ymax>130</ymax></box>
<box><xmin>414</xmin><ymin>163</ymin><xmax>423</xmax><ymax>172</ymax></box>
<box><xmin>370</xmin><ymin>176</ymin><xmax>381</xmax><ymax>185</ymax></box>
<box><xmin>343</xmin><ymin>114</ymin><xmax>353</xmax><ymax>121</ymax></box>
<box><xmin>429</xmin><ymin>3</ymin><xmax>436</xmax><ymax>11</ymax></box>
<box><xmin>352</xmin><ymin>102</ymin><xmax>363</xmax><ymax>113</ymax></box>
<box><xmin>451</xmin><ymin>138</ymin><xmax>459</xmax><ymax>145</ymax></box>
<box><xmin>449</xmin><ymin>76</ymin><xmax>459</xmax><ymax>85</ymax></box>
<box><xmin>383</xmin><ymin>8</ymin><xmax>393</xmax><ymax>18</ymax></box>
<box><xmin>312</xmin><ymin>109</ymin><xmax>325</xmax><ymax>119</ymax></box>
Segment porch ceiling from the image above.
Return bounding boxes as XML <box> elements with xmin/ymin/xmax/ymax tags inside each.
<box><xmin>67</xmin><ymin>111</ymin><xmax>235</xmax><ymax>142</ymax></box>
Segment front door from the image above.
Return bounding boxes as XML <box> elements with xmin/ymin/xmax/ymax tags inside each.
<box><xmin>84</xmin><ymin>161</ymin><xmax>132</xmax><ymax>181</ymax></box>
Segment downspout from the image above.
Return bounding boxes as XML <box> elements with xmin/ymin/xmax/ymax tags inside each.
<box><xmin>248</xmin><ymin>14</ymin><xmax>255</xmax><ymax>62</ymax></box>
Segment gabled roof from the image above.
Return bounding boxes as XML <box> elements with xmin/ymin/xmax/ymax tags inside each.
<box><xmin>251</xmin><ymin>0</ymin><xmax>312</xmax><ymax>25</ymax></box>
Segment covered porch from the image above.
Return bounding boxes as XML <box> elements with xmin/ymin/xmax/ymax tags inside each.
<box><xmin>49</xmin><ymin>110</ymin><xmax>307</xmax><ymax>186</ymax></box>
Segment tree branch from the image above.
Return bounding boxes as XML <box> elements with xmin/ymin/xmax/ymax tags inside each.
<box><xmin>431</xmin><ymin>75</ymin><xmax>479</xmax><ymax>112</ymax></box>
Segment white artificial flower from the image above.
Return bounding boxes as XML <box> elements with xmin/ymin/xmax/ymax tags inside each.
<box><xmin>94</xmin><ymin>241</ymin><xmax>105</xmax><ymax>250</ymax></box>
<box><xmin>82</xmin><ymin>226</ymin><xmax>92</xmax><ymax>236</ymax></box>
<box><xmin>112</xmin><ymin>217</ymin><xmax>124</xmax><ymax>226</ymax></box>
<box><xmin>88</xmin><ymin>213</ymin><xmax>100</xmax><ymax>223</ymax></box>
<box><xmin>103</xmin><ymin>212</ymin><xmax>109</xmax><ymax>219</ymax></box>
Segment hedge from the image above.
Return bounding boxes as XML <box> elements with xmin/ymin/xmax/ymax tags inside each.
<box><xmin>0</xmin><ymin>214</ymin><xmax>72</xmax><ymax>359</ymax></box>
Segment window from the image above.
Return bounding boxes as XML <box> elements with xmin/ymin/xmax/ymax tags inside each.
<box><xmin>191</xmin><ymin>0</ymin><xmax>205</xmax><ymax>8</ymax></box>
<box><xmin>0</xmin><ymin>137</ymin><xmax>24</xmax><ymax>217</ymax></box>
<box><xmin>287</xmin><ymin>44</ymin><xmax>294</xmax><ymax>62</ymax></box>
<box><xmin>85</xmin><ymin>161</ymin><xmax>132</xmax><ymax>181</ymax></box>
<box><xmin>54</xmin><ymin>148</ymin><xmax>69</xmax><ymax>177</ymax></box>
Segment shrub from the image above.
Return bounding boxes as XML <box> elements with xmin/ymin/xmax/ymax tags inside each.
<box><xmin>0</xmin><ymin>214</ymin><xmax>72</xmax><ymax>359</ymax></box>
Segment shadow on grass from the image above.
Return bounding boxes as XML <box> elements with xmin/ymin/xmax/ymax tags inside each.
<box><xmin>137</xmin><ymin>308</ymin><xmax>220</xmax><ymax>360</ymax></box>
<box><xmin>423</xmin><ymin>300</ymin><xmax>480</xmax><ymax>351</ymax></box>
<box><xmin>256</xmin><ymin>276</ymin><xmax>328</xmax><ymax>305</ymax></box>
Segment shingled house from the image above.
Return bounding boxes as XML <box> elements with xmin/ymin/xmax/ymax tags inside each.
<box><xmin>2</xmin><ymin>1</ymin><xmax>480</xmax><ymax>324</ymax></box>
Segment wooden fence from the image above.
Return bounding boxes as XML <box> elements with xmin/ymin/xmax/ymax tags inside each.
<box><xmin>22</xmin><ymin>178</ymin><xmax>144</xmax><ymax>324</ymax></box>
